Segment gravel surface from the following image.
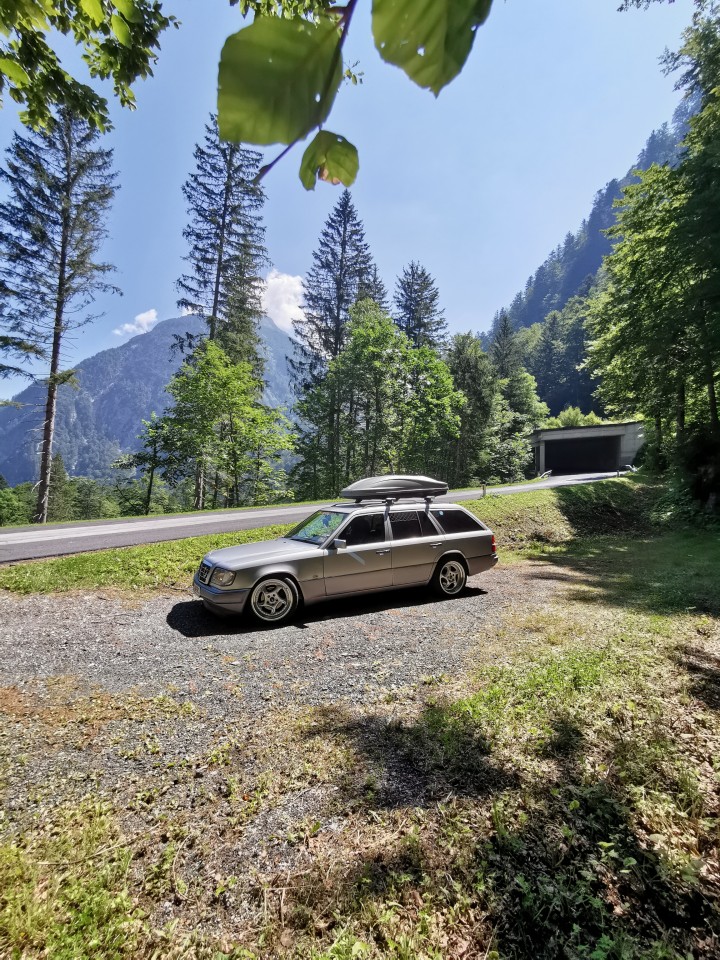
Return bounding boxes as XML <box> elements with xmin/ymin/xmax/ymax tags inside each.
<box><xmin>0</xmin><ymin>564</ymin><xmax>557</xmax><ymax>713</ymax></box>
<box><xmin>0</xmin><ymin>561</ymin><xmax>566</xmax><ymax>945</ymax></box>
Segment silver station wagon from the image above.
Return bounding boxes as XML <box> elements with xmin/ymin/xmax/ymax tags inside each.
<box><xmin>193</xmin><ymin>475</ymin><xmax>498</xmax><ymax>626</ymax></box>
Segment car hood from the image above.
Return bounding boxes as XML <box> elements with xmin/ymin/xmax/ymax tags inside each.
<box><xmin>203</xmin><ymin>537</ymin><xmax>322</xmax><ymax>570</ymax></box>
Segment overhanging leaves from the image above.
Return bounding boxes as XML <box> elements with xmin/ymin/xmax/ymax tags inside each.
<box><xmin>218</xmin><ymin>15</ymin><xmax>343</xmax><ymax>146</ymax></box>
<box><xmin>299</xmin><ymin>131</ymin><xmax>359</xmax><ymax>190</ymax></box>
<box><xmin>372</xmin><ymin>0</ymin><xmax>492</xmax><ymax>96</ymax></box>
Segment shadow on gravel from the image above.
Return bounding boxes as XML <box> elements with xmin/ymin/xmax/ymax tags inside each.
<box><xmin>306</xmin><ymin>702</ymin><xmax>517</xmax><ymax>810</ymax></box>
<box><xmin>166</xmin><ymin>586</ymin><xmax>489</xmax><ymax>638</ymax></box>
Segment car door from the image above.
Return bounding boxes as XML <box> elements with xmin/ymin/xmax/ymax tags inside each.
<box><xmin>389</xmin><ymin>509</ymin><xmax>444</xmax><ymax>586</ymax></box>
<box><xmin>323</xmin><ymin>512</ymin><xmax>393</xmax><ymax>596</ymax></box>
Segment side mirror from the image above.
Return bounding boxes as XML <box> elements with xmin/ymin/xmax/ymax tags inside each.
<box><xmin>333</xmin><ymin>538</ymin><xmax>347</xmax><ymax>550</ymax></box>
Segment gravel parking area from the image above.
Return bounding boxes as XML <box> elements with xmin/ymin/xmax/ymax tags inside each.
<box><xmin>0</xmin><ymin>563</ymin><xmax>557</xmax><ymax>714</ymax></box>
<box><xmin>0</xmin><ymin>561</ymin><xmax>565</xmax><ymax>947</ymax></box>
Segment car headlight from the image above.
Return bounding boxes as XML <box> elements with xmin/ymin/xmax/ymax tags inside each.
<box><xmin>210</xmin><ymin>567</ymin><xmax>235</xmax><ymax>587</ymax></box>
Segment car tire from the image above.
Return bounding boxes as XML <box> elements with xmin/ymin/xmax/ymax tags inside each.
<box><xmin>432</xmin><ymin>557</ymin><xmax>467</xmax><ymax>598</ymax></box>
<box><xmin>248</xmin><ymin>576</ymin><xmax>299</xmax><ymax>627</ymax></box>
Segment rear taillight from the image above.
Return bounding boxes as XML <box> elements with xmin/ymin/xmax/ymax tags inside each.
<box><xmin>491</xmin><ymin>534</ymin><xmax>496</xmax><ymax>554</ymax></box>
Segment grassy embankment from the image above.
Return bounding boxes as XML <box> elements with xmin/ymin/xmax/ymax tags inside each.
<box><xmin>0</xmin><ymin>475</ymin><xmax>655</xmax><ymax>594</ymax></box>
<box><xmin>1</xmin><ymin>476</ymin><xmax>719</xmax><ymax>957</ymax></box>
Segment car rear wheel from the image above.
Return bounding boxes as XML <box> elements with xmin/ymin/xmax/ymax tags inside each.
<box><xmin>248</xmin><ymin>576</ymin><xmax>299</xmax><ymax>626</ymax></box>
<box><xmin>432</xmin><ymin>558</ymin><xmax>467</xmax><ymax>597</ymax></box>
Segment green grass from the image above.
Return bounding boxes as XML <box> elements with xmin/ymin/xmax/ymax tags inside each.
<box><xmin>1</xmin><ymin>521</ymin><xmax>719</xmax><ymax>957</ymax></box>
<box><xmin>0</xmin><ymin>477</ymin><xmax>662</xmax><ymax>595</ymax></box>
<box><xmin>0</xmin><ymin>801</ymin><xmax>141</xmax><ymax>959</ymax></box>
<box><xmin>0</xmin><ymin>524</ymin><xmax>290</xmax><ymax>594</ymax></box>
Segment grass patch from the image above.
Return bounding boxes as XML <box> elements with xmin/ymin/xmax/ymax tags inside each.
<box><xmin>0</xmin><ymin>477</ymin><xmax>661</xmax><ymax>595</ymax></box>
<box><xmin>0</xmin><ymin>524</ymin><xmax>290</xmax><ymax>594</ymax></box>
<box><xmin>1</xmin><ymin>529</ymin><xmax>719</xmax><ymax>956</ymax></box>
<box><xmin>0</xmin><ymin>801</ymin><xmax>141</xmax><ymax>959</ymax></box>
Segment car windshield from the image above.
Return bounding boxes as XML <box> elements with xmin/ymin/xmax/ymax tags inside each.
<box><xmin>287</xmin><ymin>510</ymin><xmax>346</xmax><ymax>545</ymax></box>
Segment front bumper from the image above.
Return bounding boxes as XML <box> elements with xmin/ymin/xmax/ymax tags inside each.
<box><xmin>193</xmin><ymin>575</ymin><xmax>250</xmax><ymax>615</ymax></box>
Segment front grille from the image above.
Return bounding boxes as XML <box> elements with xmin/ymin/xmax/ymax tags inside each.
<box><xmin>198</xmin><ymin>562</ymin><xmax>212</xmax><ymax>584</ymax></box>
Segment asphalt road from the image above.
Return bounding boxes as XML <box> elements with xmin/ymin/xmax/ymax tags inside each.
<box><xmin>0</xmin><ymin>472</ymin><xmax>620</xmax><ymax>564</ymax></box>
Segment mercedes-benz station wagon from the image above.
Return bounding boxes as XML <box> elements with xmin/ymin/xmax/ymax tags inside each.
<box><xmin>193</xmin><ymin>475</ymin><xmax>498</xmax><ymax>626</ymax></box>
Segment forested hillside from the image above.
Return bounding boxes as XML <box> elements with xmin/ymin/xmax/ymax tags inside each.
<box><xmin>498</xmin><ymin>100</ymin><xmax>695</xmax><ymax>335</ymax></box>
<box><xmin>0</xmin><ymin>315</ymin><xmax>293</xmax><ymax>485</ymax></box>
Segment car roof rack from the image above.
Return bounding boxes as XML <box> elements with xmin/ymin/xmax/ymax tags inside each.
<box><xmin>339</xmin><ymin>475</ymin><xmax>449</xmax><ymax>503</ymax></box>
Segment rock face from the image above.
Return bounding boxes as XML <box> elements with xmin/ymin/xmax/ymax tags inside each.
<box><xmin>0</xmin><ymin>315</ymin><xmax>295</xmax><ymax>485</ymax></box>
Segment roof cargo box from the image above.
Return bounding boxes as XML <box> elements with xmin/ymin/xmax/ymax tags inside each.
<box><xmin>340</xmin><ymin>475</ymin><xmax>448</xmax><ymax>502</ymax></box>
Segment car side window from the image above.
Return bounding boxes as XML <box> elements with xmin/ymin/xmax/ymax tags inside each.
<box><xmin>419</xmin><ymin>511</ymin><xmax>439</xmax><ymax>536</ymax></box>
<box><xmin>342</xmin><ymin>513</ymin><xmax>386</xmax><ymax>546</ymax></box>
<box><xmin>431</xmin><ymin>509</ymin><xmax>484</xmax><ymax>534</ymax></box>
<box><xmin>389</xmin><ymin>511</ymin><xmax>423</xmax><ymax>540</ymax></box>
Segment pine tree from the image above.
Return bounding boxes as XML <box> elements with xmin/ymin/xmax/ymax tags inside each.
<box><xmin>357</xmin><ymin>264</ymin><xmax>389</xmax><ymax>311</ymax></box>
<box><xmin>0</xmin><ymin>334</ymin><xmax>43</xmax><ymax>380</ymax></box>
<box><xmin>293</xmin><ymin>189</ymin><xmax>376</xmax><ymax>388</ymax></box>
<box><xmin>393</xmin><ymin>260</ymin><xmax>447</xmax><ymax>348</ymax></box>
<box><xmin>490</xmin><ymin>310</ymin><xmax>521</xmax><ymax>378</ymax></box>
<box><xmin>177</xmin><ymin>115</ymin><xmax>268</xmax><ymax>371</ymax></box>
<box><xmin>0</xmin><ymin>109</ymin><xmax>118</xmax><ymax>523</ymax></box>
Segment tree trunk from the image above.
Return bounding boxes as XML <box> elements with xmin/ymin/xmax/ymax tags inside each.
<box><xmin>194</xmin><ymin>461</ymin><xmax>205</xmax><ymax>510</ymax></box>
<box><xmin>707</xmin><ymin>359</ymin><xmax>719</xmax><ymax>437</ymax></box>
<box><xmin>209</xmin><ymin>153</ymin><xmax>234</xmax><ymax>341</ymax></box>
<box><xmin>35</xmin><ymin>162</ymin><xmax>72</xmax><ymax>523</ymax></box>
<box><xmin>676</xmin><ymin>379</ymin><xmax>686</xmax><ymax>440</ymax></box>
<box><xmin>144</xmin><ymin>467</ymin><xmax>155</xmax><ymax>515</ymax></box>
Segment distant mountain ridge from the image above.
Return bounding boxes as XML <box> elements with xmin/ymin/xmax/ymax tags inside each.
<box><xmin>0</xmin><ymin>315</ymin><xmax>295</xmax><ymax>485</ymax></box>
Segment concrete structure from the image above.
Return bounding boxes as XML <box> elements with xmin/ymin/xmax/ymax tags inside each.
<box><xmin>531</xmin><ymin>421</ymin><xmax>644</xmax><ymax>476</ymax></box>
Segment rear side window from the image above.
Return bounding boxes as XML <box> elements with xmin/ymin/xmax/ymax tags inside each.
<box><xmin>431</xmin><ymin>509</ymin><xmax>484</xmax><ymax>534</ymax></box>
<box><xmin>418</xmin><ymin>512</ymin><xmax>439</xmax><ymax>536</ymax></box>
<box><xmin>390</xmin><ymin>511</ymin><xmax>423</xmax><ymax>540</ymax></box>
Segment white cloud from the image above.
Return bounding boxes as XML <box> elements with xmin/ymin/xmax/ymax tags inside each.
<box><xmin>113</xmin><ymin>308</ymin><xmax>159</xmax><ymax>337</ymax></box>
<box><xmin>262</xmin><ymin>269</ymin><xmax>304</xmax><ymax>334</ymax></box>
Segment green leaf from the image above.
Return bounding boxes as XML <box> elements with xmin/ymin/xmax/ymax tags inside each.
<box><xmin>114</xmin><ymin>0</ymin><xmax>143</xmax><ymax>23</ymax></box>
<box><xmin>218</xmin><ymin>15</ymin><xmax>343</xmax><ymax>146</ymax></box>
<box><xmin>110</xmin><ymin>12</ymin><xmax>131</xmax><ymax>45</ymax></box>
<box><xmin>0</xmin><ymin>56</ymin><xmax>30</xmax><ymax>86</ymax></box>
<box><xmin>299</xmin><ymin>131</ymin><xmax>359</xmax><ymax>191</ymax></box>
<box><xmin>80</xmin><ymin>0</ymin><xmax>104</xmax><ymax>26</ymax></box>
<box><xmin>372</xmin><ymin>0</ymin><xmax>492</xmax><ymax>96</ymax></box>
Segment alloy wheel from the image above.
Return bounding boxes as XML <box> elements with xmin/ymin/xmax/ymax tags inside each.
<box><xmin>438</xmin><ymin>560</ymin><xmax>466</xmax><ymax>595</ymax></box>
<box><xmin>251</xmin><ymin>578</ymin><xmax>294</xmax><ymax>622</ymax></box>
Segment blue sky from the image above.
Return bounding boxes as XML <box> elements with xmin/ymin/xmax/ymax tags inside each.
<box><xmin>0</xmin><ymin>0</ymin><xmax>692</xmax><ymax>399</ymax></box>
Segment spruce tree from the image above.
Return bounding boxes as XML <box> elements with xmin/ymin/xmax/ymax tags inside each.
<box><xmin>357</xmin><ymin>264</ymin><xmax>389</xmax><ymax>312</ymax></box>
<box><xmin>293</xmin><ymin>189</ymin><xmax>376</xmax><ymax>388</ymax></box>
<box><xmin>490</xmin><ymin>310</ymin><xmax>521</xmax><ymax>378</ymax></box>
<box><xmin>177</xmin><ymin>115</ymin><xmax>268</xmax><ymax>371</ymax></box>
<box><xmin>0</xmin><ymin>334</ymin><xmax>43</xmax><ymax>380</ymax></box>
<box><xmin>0</xmin><ymin>109</ymin><xmax>118</xmax><ymax>523</ymax></box>
<box><xmin>393</xmin><ymin>261</ymin><xmax>447</xmax><ymax>348</ymax></box>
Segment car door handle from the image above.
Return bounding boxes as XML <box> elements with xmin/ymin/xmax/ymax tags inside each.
<box><xmin>430</xmin><ymin>542</ymin><xmax>443</xmax><ymax>549</ymax></box>
<box><xmin>375</xmin><ymin>549</ymin><xmax>390</xmax><ymax>555</ymax></box>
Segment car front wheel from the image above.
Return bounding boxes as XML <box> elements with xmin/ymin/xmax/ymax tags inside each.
<box><xmin>248</xmin><ymin>576</ymin><xmax>299</xmax><ymax>626</ymax></box>
<box><xmin>432</xmin><ymin>558</ymin><xmax>467</xmax><ymax>597</ymax></box>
